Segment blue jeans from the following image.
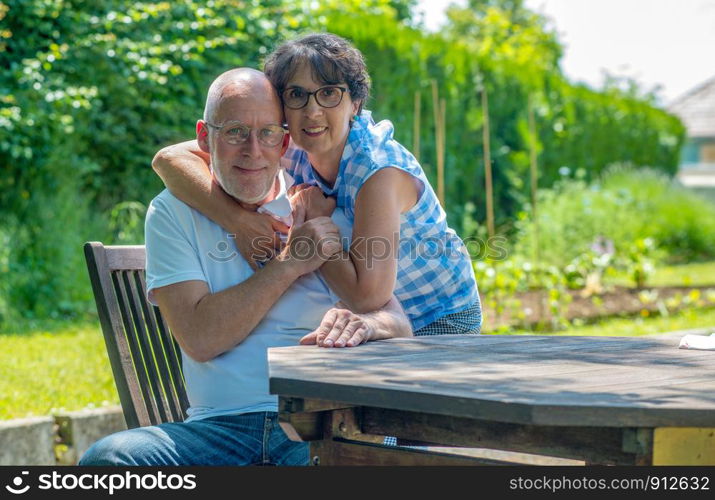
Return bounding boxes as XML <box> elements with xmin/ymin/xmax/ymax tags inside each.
<box><xmin>79</xmin><ymin>412</ymin><xmax>309</xmax><ymax>466</ymax></box>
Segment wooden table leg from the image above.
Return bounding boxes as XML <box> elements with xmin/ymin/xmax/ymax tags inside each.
<box><xmin>651</xmin><ymin>428</ymin><xmax>715</xmax><ymax>465</ymax></box>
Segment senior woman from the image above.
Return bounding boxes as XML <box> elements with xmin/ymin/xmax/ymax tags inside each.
<box><xmin>152</xmin><ymin>32</ymin><xmax>481</xmax><ymax>337</ymax></box>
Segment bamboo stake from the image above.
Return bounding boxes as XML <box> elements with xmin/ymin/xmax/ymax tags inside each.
<box><xmin>413</xmin><ymin>90</ymin><xmax>421</xmax><ymax>163</ymax></box>
<box><xmin>431</xmin><ymin>80</ymin><xmax>445</xmax><ymax>207</ymax></box>
<box><xmin>528</xmin><ymin>94</ymin><xmax>544</xmax><ymax>323</ymax></box>
<box><xmin>438</xmin><ymin>97</ymin><xmax>446</xmax><ymax>206</ymax></box>
<box><xmin>528</xmin><ymin>94</ymin><xmax>539</xmax><ymax>265</ymax></box>
<box><xmin>482</xmin><ymin>86</ymin><xmax>494</xmax><ymax>238</ymax></box>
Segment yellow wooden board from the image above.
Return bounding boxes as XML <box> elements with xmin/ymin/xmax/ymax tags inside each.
<box><xmin>653</xmin><ymin>428</ymin><xmax>715</xmax><ymax>465</ymax></box>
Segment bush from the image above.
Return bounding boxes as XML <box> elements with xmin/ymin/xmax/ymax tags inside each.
<box><xmin>513</xmin><ymin>166</ymin><xmax>715</xmax><ymax>266</ymax></box>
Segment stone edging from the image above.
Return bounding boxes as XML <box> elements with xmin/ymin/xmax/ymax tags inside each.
<box><xmin>0</xmin><ymin>406</ymin><xmax>126</xmax><ymax>465</ymax></box>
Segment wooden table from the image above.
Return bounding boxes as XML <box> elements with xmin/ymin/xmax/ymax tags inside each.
<box><xmin>268</xmin><ymin>334</ymin><xmax>715</xmax><ymax>465</ymax></box>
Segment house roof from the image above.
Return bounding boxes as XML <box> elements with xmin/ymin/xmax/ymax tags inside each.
<box><xmin>668</xmin><ymin>75</ymin><xmax>715</xmax><ymax>138</ymax></box>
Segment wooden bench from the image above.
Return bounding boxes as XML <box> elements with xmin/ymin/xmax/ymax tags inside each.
<box><xmin>83</xmin><ymin>242</ymin><xmax>189</xmax><ymax>429</ymax></box>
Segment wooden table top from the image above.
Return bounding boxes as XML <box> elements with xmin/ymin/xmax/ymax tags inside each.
<box><xmin>268</xmin><ymin>334</ymin><xmax>715</xmax><ymax>428</ymax></box>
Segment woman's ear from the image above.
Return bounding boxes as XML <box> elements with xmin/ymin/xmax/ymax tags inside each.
<box><xmin>196</xmin><ymin>120</ymin><xmax>210</xmax><ymax>153</ymax></box>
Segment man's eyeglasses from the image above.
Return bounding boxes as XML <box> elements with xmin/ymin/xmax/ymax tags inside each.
<box><xmin>205</xmin><ymin>121</ymin><xmax>287</xmax><ymax>147</ymax></box>
<box><xmin>282</xmin><ymin>85</ymin><xmax>348</xmax><ymax>110</ymax></box>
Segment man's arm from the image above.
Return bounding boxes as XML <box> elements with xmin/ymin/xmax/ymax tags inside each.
<box><xmin>299</xmin><ymin>296</ymin><xmax>413</xmax><ymax>348</ymax></box>
<box><xmin>152</xmin><ymin>217</ymin><xmax>342</xmax><ymax>362</ymax></box>
<box><xmin>153</xmin><ymin>259</ymin><xmax>302</xmax><ymax>362</ymax></box>
<box><xmin>152</xmin><ymin>141</ymin><xmax>288</xmax><ymax>267</ymax></box>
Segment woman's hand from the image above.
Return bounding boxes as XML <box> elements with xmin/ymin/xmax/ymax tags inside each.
<box><xmin>299</xmin><ymin>306</ymin><xmax>374</xmax><ymax>348</ymax></box>
<box><xmin>278</xmin><ymin>216</ymin><xmax>342</xmax><ymax>277</ymax></box>
<box><xmin>289</xmin><ymin>184</ymin><xmax>336</xmax><ymax>224</ymax></box>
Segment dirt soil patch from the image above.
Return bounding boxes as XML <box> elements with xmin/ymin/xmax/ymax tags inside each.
<box><xmin>481</xmin><ymin>285</ymin><xmax>715</xmax><ymax>331</ymax></box>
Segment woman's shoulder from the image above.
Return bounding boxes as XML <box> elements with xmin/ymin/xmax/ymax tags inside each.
<box><xmin>347</xmin><ymin>111</ymin><xmax>423</xmax><ymax>179</ymax></box>
<box><xmin>281</xmin><ymin>139</ymin><xmax>311</xmax><ymax>180</ymax></box>
<box><xmin>352</xmin><ymin>110</ymin><xmax>396</xmax><ymax>150</ymax></box>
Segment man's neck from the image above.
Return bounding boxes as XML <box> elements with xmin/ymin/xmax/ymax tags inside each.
<box><xmin>237</xmin><ymin>175</ymin><xmax>280</xmax><ymax>212</ymax></box>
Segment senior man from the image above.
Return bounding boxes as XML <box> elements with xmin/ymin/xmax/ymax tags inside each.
<box><xmin>80</xmin><ymin>68</ymin><xmax>412</xmax><ymax>466</ymax></box>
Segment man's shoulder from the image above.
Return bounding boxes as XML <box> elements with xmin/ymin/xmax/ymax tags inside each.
<box><xmin>145</xmin><ymin>189</ymin><xmax>228</xmax><ymax>251</ymax></box>
<box><xmin>146</xmin><ymin>189</ymin><xmax>208</xmax><ymax>226</ymax></box>
<box><xmin>148</xmin><ymin>189</ymin><xmax>189</xmax><ymax>214</ymax></box>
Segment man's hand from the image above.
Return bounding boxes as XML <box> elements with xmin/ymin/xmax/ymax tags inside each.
<box><xmin>299</xmin><ymin>307</ymin><xmax>374</xmax><ymax>348</ymax></box>
<box><xmin>279</xmin><ymin>217</ymin><xmax>341</xmax><ymax>276</ymax></box>
<box><xmin>289</xmin><ymin>184</ymin><xmax>336</xmax><ymax>225</ymax></box>
<box><xmin>235</xmin><ymin>209</ymin><xmax>290</xmax><ymax>269</ymax></box>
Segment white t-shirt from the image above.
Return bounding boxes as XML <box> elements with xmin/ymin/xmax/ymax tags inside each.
<box><xmin>145</xmin><ymin>186</ymin><xmax>348</xmax><ymax>422</ymax></box>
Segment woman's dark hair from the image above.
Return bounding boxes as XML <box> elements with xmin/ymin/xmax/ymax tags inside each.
<box><xmin>264</xmin><ymin>32</ymin><xmax>371</xmax><ymax>113</ymax></box>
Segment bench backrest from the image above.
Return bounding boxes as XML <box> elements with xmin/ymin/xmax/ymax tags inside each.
<box><xmin>83</xmin><ymin>242</ymin><xmax>189</xmax><ymax>428</ymax></box>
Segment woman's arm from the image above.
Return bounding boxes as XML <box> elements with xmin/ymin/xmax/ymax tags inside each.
<box><xmin>318</xmin><ymin>167</ymin><xmax>419</xmax><ymax>313</ymax></box>
<box><xmin>152</xmin><ymin>141</ymin><xmax>288</xmax><ymax>267</ymax></box>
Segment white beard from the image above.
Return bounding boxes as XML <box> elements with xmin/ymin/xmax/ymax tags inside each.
<box><xmin>211</xmin><ymin>153</ymin><xmax>274</xmax><ymax>205</ymax></box>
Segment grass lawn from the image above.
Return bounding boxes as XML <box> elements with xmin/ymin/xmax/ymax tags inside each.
<box><xmin>2</xmin><ymin>306</ymin><xmax>715</xmax><ymax>421</ymax></box>
<box><xmin>0</xmin><ymin>320</ymin><xmax>118</xmax><ymax>420</ymax></box>
<box><xmin>605</xmin><ymin>261</ymin><xmax>715</xmax><ymax>287</ymax></box>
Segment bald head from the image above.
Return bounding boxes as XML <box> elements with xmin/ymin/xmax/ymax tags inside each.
<box><xmin>203</xmin><ymin>68</ymin><xmax>282</xmax><ymax>123</ymax></box>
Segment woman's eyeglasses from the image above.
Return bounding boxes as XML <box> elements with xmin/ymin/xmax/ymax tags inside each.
<box><xmin>282</xmin><ymin>85</ymin><xmax>348</xmax><ymax>110</ymax></box>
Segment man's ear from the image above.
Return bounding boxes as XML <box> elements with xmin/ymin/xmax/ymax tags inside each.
<box><xmin>196</xmin><ymin>120</ymin><xmax>210</xmax><ymax>153</ymax></box>
<box><xmin>280</xmin><ymin>132</ymin><xmax>290</xmax><ymax>156</ymax></box>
